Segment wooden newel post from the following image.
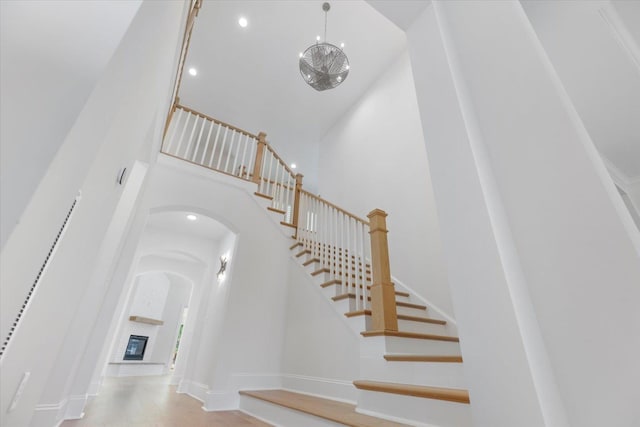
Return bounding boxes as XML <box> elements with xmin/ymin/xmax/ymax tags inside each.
<box><xmin>292</xmin><ymin>174</ymin><xmax>304</xmax><ymax>234</ymax></box>
<box><xmin>252</xmin><ymin>132</ymin><xmax>267</xmax><ymax>185</ymax></box>
<box><xmin>367</xmin><ymin>209</ymin><xmax>398</xmax><ymax>332</ymax></box>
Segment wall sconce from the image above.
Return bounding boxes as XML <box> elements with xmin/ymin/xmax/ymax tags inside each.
<box><xmin>217</xmin><ymin>256</ymin><xmax>227</xmax><ymax>279</ymax></box>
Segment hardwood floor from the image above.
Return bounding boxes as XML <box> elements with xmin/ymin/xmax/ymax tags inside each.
<box><xmin>61</xmin><ymin>375</ymin><xmax>271</xmax><ymax>427</ymax></box>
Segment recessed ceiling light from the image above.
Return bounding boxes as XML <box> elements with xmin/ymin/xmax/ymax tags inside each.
<box><xmin>316</xmin><ymin>35</ymin><xmax>321</xmax><ymax>41</ymax></box>
<box><xmin>340</xmin><ymin>42</ymin><xmax>345</xmax><ymax>48</ymax></box>
<box><xmin>299</xmin><ymin>52</ymin><xmax>303</xmax><ymax>58</ymax></box>
<box><xmin>188</xmin><ymin>68</ymin><xmax>197</xmax><ymax>76</ymax></box>
<box><xmin>291</xmin><ymin>163</ymin><xmax>297</xmax><ymax>169</ymax></box>
<box><xmin>346</xmin><ymin>65</ymin><xmax>350</xmax><ymax>70</ymax></box>
<box><xmin>238</xmin><ymin>17</ymin><xmax>248</xmax><ymax>28</ymax></box>
<box><xmin>186</xmin><ymin>214</ymin><xmax>197</xmax><ymax>221</ymax></box>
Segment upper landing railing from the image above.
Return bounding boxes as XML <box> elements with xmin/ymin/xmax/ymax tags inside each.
<box><xmin>161</xmin><ymin>104</ymin><xmax>398</xmax><ymax>332</ymax></box>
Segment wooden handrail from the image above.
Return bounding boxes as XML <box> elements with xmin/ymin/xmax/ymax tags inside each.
<box><xmin>264</xmin><ymin>143</ymin><xmax>296</xmax><ymax>177</ymax></box>
<box><xmin>176</xmin><ymin>104</ymin><xmax>259</xmax><ymax>139</ymax></box>
<box><xmin>299</xmin><ymin>190</ymin><xmax>369</xmax><ymax>224</ymax></box>
<box><xmin>163</xmin><ymin>0</ymin><xmax>202</xmax><ymax>137</ymax></box>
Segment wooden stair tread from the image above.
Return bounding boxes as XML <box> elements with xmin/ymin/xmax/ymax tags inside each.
<box><xmin>290</xmin><ymin>242</ymin><xmax>303</xmax><ymax>250</ymax></box>
<box><xmin>361</xmin><ymin>330</ymin><xmax>459</xmax><ymax>342</ymax></box>
<box><xmin>267</xmin><ymin>206</ymin><xmax>286</xmax><ymax>214</ymax></box>
<box><xmin>321</xmin><ymin>282</ymin><xmax>408</xmax><ymax>297</ymax></box>
<box><xmin>303</xmin><ymin>257</ymin><xmax>320</xmax><ymax>266</ymax></box>
<box><xmin>345</xmin><ymin>310</ymin><xmax>446</xmax><ymax>325</ymax></box>
<box><xmin>239</xmin><ymin>389</ymin><xmax>410</xmax><ymax>427</ymax></box>
<box><xmin>353</xmin><ymin>381</ymin><xmax>469</xmax><ymax>404</ymax></box>
<box><xmin>254</xmin><ymin>192</ymin><xmax>273</xmax><ymax>200</ymax></box>
<box><xmin>295</xmin><ymin>249</ymin><xmax>311</xmax><ymax>257</ymax></box>
<box><xmin>384</xmin><ymin>355</ymin><xmax>463</xmax><ymax>363</ymax></box>
<box><xmin>280</xmin><ymin>221</ymin><xmax>296</xmax><ymax>228</ymax></box>
<box><xmin>396</xmin><ymin>301</ymin><xmax>427</xmax><ymax>310</ymax></box>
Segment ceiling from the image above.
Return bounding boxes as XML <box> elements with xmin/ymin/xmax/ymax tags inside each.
<box><xmin>146</xmin><ymin>211</ymin><xmax>230</xmax><ymax>242</ymax></box>
<box><xmin>179</xmin><ymin>0</ymin><xmax>406</xmax><ymax>188</ymax></box>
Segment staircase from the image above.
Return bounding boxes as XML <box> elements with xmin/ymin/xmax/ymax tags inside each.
<box><xmin>162</xmin><ymin>105</ymin><xmax>471</xmax><ymax>426</ymax></box>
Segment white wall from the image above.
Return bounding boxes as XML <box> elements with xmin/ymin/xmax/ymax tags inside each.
<box><xmin>0</xmin><ymin>0</ymin><xmax>141</xmax><ymax>249</ymax></box>
<box><xmin>142</xmin><ymin>155</ymin><xmax>291</xmax><ymax>410</ymax></box>
<box><xmin>109</xmin><ymin>272</ymin><xmax>190</xmax><ymax>367</ymax></box>
<box><xmin>405</xmin><ymin>2</ymin><xmax>640</xmax><ymax>426</ymax></box>
<box><xmin>0</xmin><ymin>2</ymin><xmax>187</xmax><ymax>426</ymax></box>
<box><xmin>281</xmin><ymin>260</ymin><xmax>359</xmax><ymax>402</ymax></box>
<box><xmin>317</xmin><ymin>50</ymin><xmax>454</xmax><ymax>318</ymax></box>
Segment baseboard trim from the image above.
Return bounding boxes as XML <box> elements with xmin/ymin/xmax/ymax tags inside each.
<box><xmin>356</xmin><ymin>406</ymin><xmax>435</xmax><ymax>427</ymax></box>
<box><xmin>281</xmin><ymin>374</ymin><xmax>357</xmax><ymax>403</ymax></box>
<box><xmin>63</xmin><ymin>394</ymin><xmax>88</xmax><ymax>420</ymax></box>
<box><xmin>178</xmin><ymin>380</ymin><xmax>208</xmax><ymax>403</ymax></box>
<box><xmin>32</xmin><ymin>397</ymin><xmax>69</xmax><ymax>427</ymax></box>
<box><xmin>203</xmin><ymin>373</ymin><xmax>282</xmax><ymax>411</ymax></box>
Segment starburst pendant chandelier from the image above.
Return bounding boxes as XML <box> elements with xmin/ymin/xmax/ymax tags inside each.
<box><xmin>299</xmin><ymin>2</ymin><xmax>349</xmax><ymax>91</ymax></box>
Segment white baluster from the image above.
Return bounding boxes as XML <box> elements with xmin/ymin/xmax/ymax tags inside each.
<box><xmin>239</xmin><ymin>134</ymin><xmax>250</xmax><ymax>178</ymax></box>
<box><xmin>224</xmin><ymin>130</ymin><xmax>235</xmax><ymax>173</ymax></box>
<box><xmin>246</xmin><ymin>137</ymin><xmax>257</xmax><ymax>181</ymax></box>
<box><xmin>174</xmin><ymin>111</ymin><xmax>192</xmax><ymax>157</ymax></box>
<box><xmin>165</xmin><ymin>108</ymin><xmax>184</xmax><ymax>153</ymax></box>
<box><xmin>190</xmin><ymin>115</ymin><xmax>207</xmax><ymax>162</ymax></box>
<box><xmin>181</xmin><ymin>114</ymin><xmax>200</xmax><ymax>159</ymax></box>
<box><xmin>199</xmin><ymin>120</ymin><xmax>215</xmax><ymax>165</ymax></box>
<box><xmin>216</xmin><ymin>126</ymin><xmax>229</xmax><ymax>170</ymax></box>
<box><xmin>208</xmin><ymin>123</ymin><xmax>223</xmax><ymax>168</ymax></box>
<box><xmin>232</xmin><ymin>132</ymin><xmax>243</xmax><ymax>176</ymax></box>
<box><xmin>266</xmin><ymin>152</ymin><xmax>275</xmax><ymax>198</ymax></box>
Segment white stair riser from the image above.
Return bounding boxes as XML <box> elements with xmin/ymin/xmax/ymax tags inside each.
<box><xmin>345</xmin><ymin>315</ymin><xmax>368</xmax><ymax>335</ymax></box>
<box><xmin>239</xmin><ymin>395</ymin><xmax>344</xmax><ymax>427</ymax></box>
<box><xmin>320</xmin><ymin>283</ymin><xmax>411</xmax><ymax>302</ymax></box>
<box><xmin>381</xmin><ymin>336</ymin><xmax>461</xmax><ymax>356</ymax></box>
<box><xmin>332</xmin><ymin>297</ymin><xmax>369</xmax><ymax>314</ymax></box>
<box><xmin>356</xmin><ymin>389</ymin><xmax>472</xmax><ymax>427</ymax></box>
<box><xmin>396</xmin><ymin>305</ymin><xmax>430</xmax><ymax>317</ymax></box>
<box><xmin>360</xmin><ymin>358</ymin><xmax>466</xmax><ymax>389</ymax></box>
<box><xmin>397</xmin><ymin>318</ymin><xmax>448</xmax><ymax>335</ymax></box>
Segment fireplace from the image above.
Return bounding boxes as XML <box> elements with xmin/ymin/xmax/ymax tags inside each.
<box><xmin>123</xmin><ymin>335</ymin><xmax>148</xmax><ymax>361</ymax></box>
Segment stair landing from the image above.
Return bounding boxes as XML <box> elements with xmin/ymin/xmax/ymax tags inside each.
<box><xmin>239</xmin><ymin>389</ymin><xmax>410</xmax><ymax>427</ymax></box>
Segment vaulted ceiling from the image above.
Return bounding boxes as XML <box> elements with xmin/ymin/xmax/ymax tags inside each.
<box><xmin>179</xmin><ymin>0</ymin><xmax>407</xmax><ymax>188</ymax></box>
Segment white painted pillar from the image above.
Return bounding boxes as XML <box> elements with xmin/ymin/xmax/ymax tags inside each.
<box><xmin>406</xmin><ymin>2</ymin><xmax>640</xmax><ymax>426</ymax></box>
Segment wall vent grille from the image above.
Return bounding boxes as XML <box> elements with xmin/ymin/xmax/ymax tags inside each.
<box><xmin>0</xmin><ymin>195</ymin><xmax>79</xmax><ymax>360</ymax></box>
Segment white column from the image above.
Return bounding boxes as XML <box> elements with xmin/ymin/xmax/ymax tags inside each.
<box><xmin>406</xmin><ymin>2</ymin><xmax>640</xmax><ymax>427</ymax></box>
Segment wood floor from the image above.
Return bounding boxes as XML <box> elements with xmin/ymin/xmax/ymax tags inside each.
<box><xmin>61</xmin><ymin>375</ymin><xmax>271</xmax><ymax>427</ymax></box>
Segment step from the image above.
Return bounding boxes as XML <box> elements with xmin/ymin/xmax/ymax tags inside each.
<box><xmin>359</xmin><ymin>356</ymin><xmax>466</xmax><ymax>388</ymax></box>
<box><xmin>239</xmin><ymin>389</ymin><xmax>410</xmax><ymax>427</ymax></box>
<box><xmin>384</xmin><ymin>355</ymin><xmax>462</xmax><ymax>363</ymax></box>
<box><xmin>395</xmin><ymin>301</ymin><xmax>429</xmax><ymax>317</ymax></box>
<box><xmin>254</xmin><ymin>192</ymin><xmax>273</xmax><ymax>200</ymax></box>
<box><xmin>354</xmin><ymin>381</ymin><xmax>472</xmax><ymax>427</ymax></box>
<box><xmin>267</xmin><ymin>206</ymin><xmax>286</xmax><ymax>215</ymax></box>
<box><xmin>322</xmin><ymin>284</ymin><xmax>410</xmax><ymax>302</ymax></box>
<box><xmin>345</xmin><ymin>310</ymin><xmax>446</xmax><ymax>334</ymax></box>
<box><xmin>360</xmin><ymin>331</ymin><xmax>461</xmax><ymax>355</ymax></box>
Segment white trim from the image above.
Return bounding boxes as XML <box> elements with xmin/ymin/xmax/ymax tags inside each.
<box><xmin>601</xmin><ymin>155</ymin><xmax>640</xmax><ymax>189</ymax></box>
<box><xmin>177</xmin><ymin>379</ymin><xmax>209</xmax><ymax>403</ymax></box>
<box><xmin>598</xmin><ymin>4</ymin><xmax>640</xmax><ymax>74</ymax></box>
<box><xmin>281</xmin><ymin>373</ymin><xmax>357</xmax><ymax>404</ymax></box>
<box><xmin>63</xmin><ymin>394</ymin><xmax>87</xmax><ymax>420</ymax></box>
<box><xmin>356</xmin><ymin>406</ymin><xmax>437</xmax><ymax>427</ymax></box>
